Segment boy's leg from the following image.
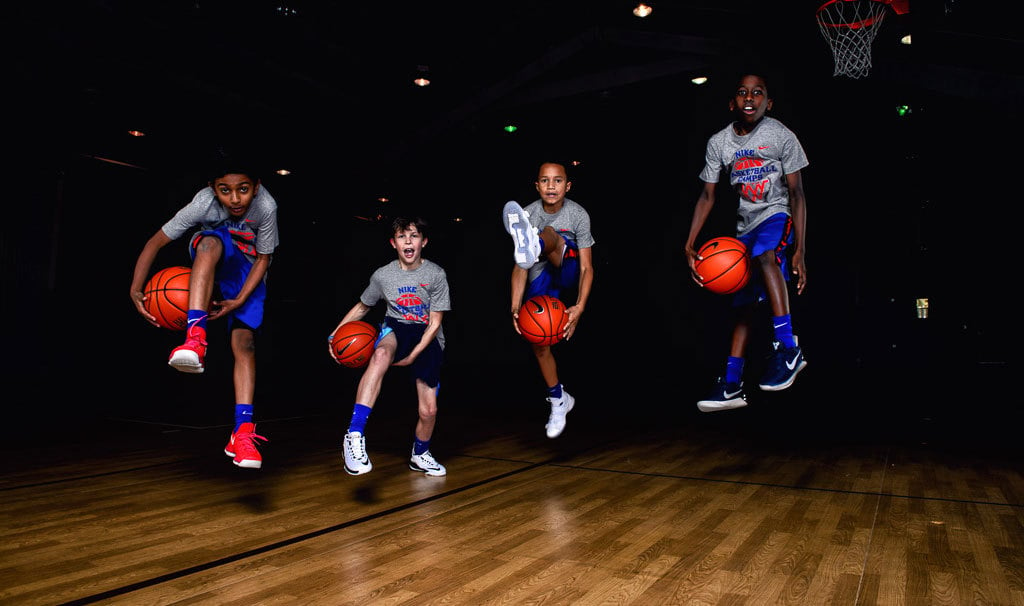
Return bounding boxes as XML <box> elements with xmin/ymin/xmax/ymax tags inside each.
<box><xmin>697</xmin><ymin>309</ymin><xmax>751</xmax><ymax>412</ymax></box>
<box><xmin>408</xmin><ymin>378</ymin><xmax>446</xmax><ymax>476</ymax></box>
<box><xmin>752</xmin><ymin>226</ymin><xmax>807</xmax><ymax>391</ymax></box>
<box><xmin>169</xmin><ymin>233</ymin><xmax>223</xmax><ymax>373</ymax></box>
<box><xmin>503</xmin><ymin>201</ymin><xmax>542</xmax><ymax>269</ymax></box>
<box><xmin>224</xmin><ymin>327</ymin><xmax>266</xmax><ymax>468</ymax></box>
<box><xmin>344</xmin><ymin>331</ymin><xmax>396</xmax><ymax>476</ymax></box>
<box><xmin>531</xmin><ymin>344</ymin><xmax>573</xmax><ymax>438</ymax></box>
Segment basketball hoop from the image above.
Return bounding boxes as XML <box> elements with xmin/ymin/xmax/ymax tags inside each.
<box><xmin>816</xmin><ymin>0</ymin><xmax>893</xmax><ymax>79</ymax></box>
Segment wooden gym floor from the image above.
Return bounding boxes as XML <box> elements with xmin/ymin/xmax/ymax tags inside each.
<box><xmin>1</xmin><ymin>360</ymin><xmax>1021</xmax><ymax>606</ymax></box>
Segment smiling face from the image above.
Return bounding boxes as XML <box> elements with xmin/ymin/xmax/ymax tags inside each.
<box><xmin>390</xmin><ymin>222</ymin><xmax>427</xmax><ymax>269</ymax></box>
<box><xmin>729</xmin><ymin>74</ymin><xmax>772</xmax><ymax>132</ymax></box>
<box><xmin>211</xmin><ymin>173</ymin><xmax>259</xmax><ymax>218</ymax></box>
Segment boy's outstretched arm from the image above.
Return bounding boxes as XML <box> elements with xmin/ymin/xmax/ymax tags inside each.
<box><xmin>785</xmin><ymin>171</ymin><xmax>808</xmax><ymax>295</ymax></box>
<box><xmin>564</xmin><ymin>246</ymin><xmax>593</xmax><ymax>340</ymax></box>
<box><xmin>685</xmin><ymin>181</ymin><xmax>717</xmax><ymax>286</ymax></box>
<box><xmin>130</xmin><ymin>229</ymin><xmax>173</xmax><ymax>326</ymax></box>
<box><xmin>510</xmin><ymin>266</ymin><xmax>528</xmax><ymax>335</ymax></box>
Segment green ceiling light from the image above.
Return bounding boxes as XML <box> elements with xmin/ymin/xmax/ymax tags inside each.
<box><xmin>897</xmin><ymin>104</ymin><xmax>911</xmax><ymax>117</ymax></box>
<box><xmin>503</xmin><ymin>124</ymin><xmax>518</xmax><ymax>133</ymax></box>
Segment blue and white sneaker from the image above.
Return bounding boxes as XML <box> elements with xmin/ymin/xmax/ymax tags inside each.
<box><xmin>758</xmin><ymin>341</ymin><xmax>807</xmax><ymax>391</ymax></box>
<box><xmin>502</xmin><ymin>200</ymin><xmax>541</xmax><ymax>270</ymax></box>
<box><xmin>697</xmin><ymin>378</ymin><xmax>747</xmax><ymax>412</ymax></box>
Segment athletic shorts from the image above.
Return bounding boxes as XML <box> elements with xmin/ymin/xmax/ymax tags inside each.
<box><xmin>733</xmin><ymin>212</ymin><xmax>793</xmax><ymax>307</ymax></box>
<box><xmin>525</xmin><ymin>235</ymin><xmax>580</xmax><ymax>299</ymax></box>
<box><xmin>189</xmin><ymin>225</ymin><xmax>267</xmax><ymax>330</ymax></box>
<box><xmin>380</xmin><ymin>317</ymin><xmax>443</xmax><ymax>389</ymax></box>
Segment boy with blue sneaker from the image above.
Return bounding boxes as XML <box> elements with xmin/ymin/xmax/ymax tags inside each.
<box><xmin>685</xmin><ymin>73</ymin><xmax>809</xmax><ymax>412</ymax></box>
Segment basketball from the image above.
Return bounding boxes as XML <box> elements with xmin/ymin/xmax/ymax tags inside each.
<box><xmin>331</xmin><ymin>321</ymin><xmax>378</xmax><ymax>368</ymax></box>
<box><xmin>143</xmin><ymin>266</ymin><xmax>191</xmax><ymax>330</ymax></box>
<box><xmin>516</xmin><ymin>295</ymin><xmax>568</xmax><ymax>346</ymax></box>
<box><xmin>696</xmin><ymin>236</ymin><xmax>750</xmax><ymax>295</ymax></box>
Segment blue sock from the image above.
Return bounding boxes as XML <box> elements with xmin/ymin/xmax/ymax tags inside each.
<box><xmin>773</xmin><ymin>314</ymin><xmax>796</xmax><ymax>348</ymax></box>
<box><xmin>187</xmin><ymin>310</ymin><xmax>207</xmax><ymax>331</ymax></box>
<box><xmin>413</xmin><ymin>437</ymin><xmax>430</xmax><ymax>455</ymax></box>
<box><xmin>348</xmin><ymin>404</ymin><xmax>372</xmax><ymax>434</ymax></box>
<box><xmin>725</xmin><ymin>357</ymin><xmax>744</xmax><ymax>385</ymax></box>
<box><xmin>234</xmin><ymin>404</ymin><xmax>253</xmax><ymax>430</ymax></box>
<box><xmin>547</xmin><ymin>383</ymin><xmax>562</xmax><ymax>400</ymax></box>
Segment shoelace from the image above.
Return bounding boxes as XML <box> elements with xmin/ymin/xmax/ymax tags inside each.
<box><xmin>233</xmin><ymin>430</ymin><xmax>268</xmax><ymax>456</ymax></box>
<box><xmin>348</xmin><ymin>435</ymin><xmax>368</xmax><ymax>461</ymax></box>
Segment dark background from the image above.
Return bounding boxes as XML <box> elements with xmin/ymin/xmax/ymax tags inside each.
<box><xmin>3</xmin><ymin>1</ymin><xmax>1015</xmax><ymax>438</ymax></box>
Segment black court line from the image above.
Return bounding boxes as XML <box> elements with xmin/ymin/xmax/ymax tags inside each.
<box><xmin>57</xmin><ymin>458</ymin><xmax>553</xmax><ymax>605</ymax></box>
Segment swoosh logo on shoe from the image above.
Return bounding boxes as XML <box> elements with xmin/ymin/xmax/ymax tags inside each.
<box><xmin>723</xmin><ymin>388</ymin><xmax>742</xmax><ymax>399</ymax></box>
<box><xmin>785</xmin><ymin>354</ymin><xmax>801</xmax><ymax>370</ymax></box>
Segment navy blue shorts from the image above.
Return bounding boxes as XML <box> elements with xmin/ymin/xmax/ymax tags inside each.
<box><xmin>380</xmin><ymin>317</ymin><xmax>443</xmax><ymax>389</ymax></box>
<box><xmin>189</xmin><ymin>225</ymin><xmax>267</xmax><ymax>329</ymax></box>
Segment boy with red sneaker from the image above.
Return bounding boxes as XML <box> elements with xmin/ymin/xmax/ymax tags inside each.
<box><xmin>130</xmin><ymin>150</ymin><xmax>279</xmax><ymax>468</ymax></box>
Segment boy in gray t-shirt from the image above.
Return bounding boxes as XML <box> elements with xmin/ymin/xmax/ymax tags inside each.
<box><xmin>503</xmin><ymin>161</ymin><xmax>596</xmax><ymax>440</ymax></box>
<box><xmin>129</xmin><ymin>151</ymin><xmax>279</xmax><ymax>469</ymax></box>
<box><xmin>684</xmin><ymin>73</ymin><xmax>810</xmax><ymax>412</ymax></box>
<box><xmin>330</xmin><ymin>216</ymin><xmax>451</xmax><ymax>477</ymax></box>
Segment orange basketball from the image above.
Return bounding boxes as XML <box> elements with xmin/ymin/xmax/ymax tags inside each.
<box><xmin>143</xmin><ymin>266</ymin><xmax>191</xmax><ymax>330</ymax></box>
<box><xmin>516</xmin><ymin>295</ymin><xmax>568</xmax><ymax>346</ymax></box>
<box><xmin>331</xmin><ymin>321</ymin><xmax>378</xmax><ymax>368</ymax></box>
<box><xmin>695</xmin><ymin>236</ymin><xmax>750</xmax><ymax>295</ymax></box>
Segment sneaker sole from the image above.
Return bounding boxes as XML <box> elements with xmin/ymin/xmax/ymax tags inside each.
<box><xmin>697</xmin><ymin>398</ymin><xmax>748</xmax><ymax>413</ymax></box>
<box><xmin>409</xmin><ymin>463</ymin><xmax>446</xmax><ymax>477</ymax></box>
<box><xmin>344</xmin><ymin>464</ymin><xmax>372</xmax><ymax>476</ymax></box>
<box><xmin>503</xmin><ymin>201</ymin><xmax>540</xmax><ymax>269</ymax></box>
<box><xmin>234</xmin><ymin>459</ymin><xmax>261</xmax><ymax>469</ymax></box>
<box><xmin>168</xmin><ymin>352</ymin><xmax>205</xmax><ymax>373</ymax></box>
<box><xmin>758</xmin><ymin>360</ymin><xmax>807</xmax><ymax>391</ymax></box>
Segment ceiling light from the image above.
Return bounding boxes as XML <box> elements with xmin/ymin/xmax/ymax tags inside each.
<box><xmin>413</xmin><ymin>65</ymin><xmax>431</xmax><ymax>87</ymax></box>
<box><xmin>691</xmin><ymin>76</ymin><xmax>708</xmax><ymax>85</ymax></box>
<box><xmin>900</xmin><ymin>34</ymin><xmax>912</xmax><ymax>45</ymax></box>
<box><xmin>128</xmin><ymin>129</ymin><xmax>145</xmax><ymax>137</ymax></box>
<box><xmin>633</xmin><ymin>3</ymin><xmax>652</xmax><ymax>17</ymax></box>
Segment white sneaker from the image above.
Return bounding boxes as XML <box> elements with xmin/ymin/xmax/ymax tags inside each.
<box><xmin>502</xmin><ymin>200</ymin><xmax>541</xmax><ymax>270</ymax></box>
<box><xmin>343</xmin><ymin>431</ymin><xmax>372</xmax><ymax>475</ymax></box>
<box><xmin>409</xmin><ymin>450</ymin><xmax>447</xmax><ymax>476</ymax></box>
<box><xmin>545</xmin><ymin>390</ymin><xmax>575</xmax><ymax>438</ymax></box>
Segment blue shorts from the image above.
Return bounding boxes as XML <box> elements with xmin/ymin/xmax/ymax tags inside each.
<box><xmin>189</xmin><ymin>226</ymin><xmax>267</xmax><ymax>330</ymax></box>
<box><xmin>733</xmin><ymin>212</ymin><xmax>793</xmax><ymax>307</ymax></box>
<box><xmin>380</xmin><ymin>317</ymin><xmax>443</xmax><ymax>389</ymax></box>
<box><xmin>525</xmin><ymin>236</ymin><xmax>580</xmax><ymax>299</ymax></box>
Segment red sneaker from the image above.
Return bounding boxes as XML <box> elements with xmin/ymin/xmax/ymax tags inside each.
<box><xmin>168</xmin><ymin>325</ymin><xmax>207</xmax><ymax>373</ymax></box>
<box><xmin>224</xmin><ymin>422</ymin><xmax>267</xmax><ymax>469</ymax></box>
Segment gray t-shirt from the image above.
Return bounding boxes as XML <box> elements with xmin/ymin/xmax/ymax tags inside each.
<box><xmin>360</xmin><ymin>259</ymin><xmax>451</xmax><ymax>348</ymax></box>
<box><xmin>699</xmin><ymin>116</ymin><xmax>809</xmax><ymax>236</ymax></box>
<box><xmin>161</xmin><ymin>185</ymin><xmax>280</xmax><ymax>258</ymax></box>
<box><xmin>522</xmin><ymin>197</ymin><xmax>595</xmax><ymax>283</ymax></box>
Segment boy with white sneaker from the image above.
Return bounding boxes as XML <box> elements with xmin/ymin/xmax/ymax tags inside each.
<box><xmin>330</xmin><ymin>216</ymin><xmax>450</xmax><ymax>477</ymax></box>
<box><xmin>503</xmin><ymin>161</ymin><xmax>595</xmax><ymax>438</ymax></box>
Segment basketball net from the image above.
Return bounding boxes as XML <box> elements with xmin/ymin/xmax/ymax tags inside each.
<box><xmin>816</xmin><ymin>0</ymin><xmax>890</xmax><ymax>79</ymax></box>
